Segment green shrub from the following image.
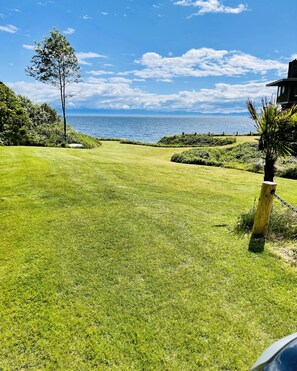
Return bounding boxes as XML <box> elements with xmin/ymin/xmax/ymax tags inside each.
<box><xmin>24</xmin><ymin>122</ymin><xmax>101</xmax><ymax>148</ymax></box>
<box><xmin>171</xmin><ymin>143</ymin><xmax>261</xmax><ymax>168</ymax></box>
<box><xmin>120</xmin><ymin>136</ymin><xmax>236</xmax><ymax>148</ymax></box>
<box><xmin>0</xmin><ymin>82</ymin><xmax>101</xmax><ymax>148</ymax></box>
<box><xmin>171</xmin><ymin>152</ymin><xmax>223</xmax><ymax>166</ymax></box>
<box><xmin>235</xmin><ymin>204</ymin><xmax>256</xmax><ymax>234</ymax></box>
<box><xmin>250</xmin><ymin>161</ymin><xmax>264</xmax><ymax>173</ymax></box>
<box><xmin>172</xmin><ymin>142</ymin><xmax>297</xmax><ymax>180</ymax></box>
<box><xmin>0</xmin><ymin>82</ymin><xmax>31</xmax><ymax>145</ymax></box>
<box><xmin>279</xmin><ymin>166</ymin><xmax>297</xmax><ymax>180</ymax></box>
<box><xmin>120</xmin><ymin>139</ymin><xmax>157</xmax><ymax>146</ymax></box>
<box><xmin>236</xmin><ymin>205</ymin><xmax>297</xmax><ymax>241</ymax></box>
<box><xmin>158</xmin><ymin>133</ymin><xmax>236</xmax><ymax>147</ymax></box>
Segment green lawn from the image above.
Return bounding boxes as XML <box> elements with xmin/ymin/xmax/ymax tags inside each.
<box><xmin>1</xmin><ymin>141</ymin><xmax>297</xmax><ymax>370</ymax></box>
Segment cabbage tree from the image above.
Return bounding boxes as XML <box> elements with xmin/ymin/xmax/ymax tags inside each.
<box><xmin>246</xmin><ymin>98</ymin><xmax>297</xmax><ymax>181</ymax></box>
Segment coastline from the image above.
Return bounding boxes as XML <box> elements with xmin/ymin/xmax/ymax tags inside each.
<box><xmin>68</xmin><ymin>115</ymin><xmax>254</xmax><ymax>143</ymax></box>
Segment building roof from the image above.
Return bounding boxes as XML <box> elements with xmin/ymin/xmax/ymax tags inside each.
<box><xmin>266</xmin><ymin>78</ymin><xmax>297</xmax><ymax>87</ymax></box>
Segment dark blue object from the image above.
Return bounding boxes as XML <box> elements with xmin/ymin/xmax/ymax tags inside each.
<box><xmin>251</xmin><ymin>333</ymin><xmax>297</xmax><ymax>370</ymax></box>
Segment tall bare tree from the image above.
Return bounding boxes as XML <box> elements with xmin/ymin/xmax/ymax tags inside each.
<box><xmin>26</xmin><ymin>29</ymin><xmax>80</xmax><ymax>142</ymax></box>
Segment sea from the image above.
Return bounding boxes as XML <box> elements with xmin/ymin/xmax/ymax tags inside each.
<box><xmin>68</xmin><ymin>115</ymin><xmax>254</xmax><ymax>143</ymax></box>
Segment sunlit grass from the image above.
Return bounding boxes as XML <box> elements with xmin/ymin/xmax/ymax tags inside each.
<box><xmin>0</xmin><ymin>141</ymin><xmax>296</xmax><ymax>370</ymax></box>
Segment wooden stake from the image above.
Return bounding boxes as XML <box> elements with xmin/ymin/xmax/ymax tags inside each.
<box><xmin>252</xmin><ymin>181</ymin><xmax>277</xmax><ymax>238</ymax></box>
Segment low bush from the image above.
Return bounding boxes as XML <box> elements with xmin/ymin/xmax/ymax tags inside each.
<box><xmin>235</xmin><ymin>204</ymin><xmax>257</xmax><ymax>234</ymax></box>
<box><xmin>172</xmin><ymin>143</ymin><xmax>261</xmax><ymax>167</ymax></box>
<box><xmin>171</xmin><ymin>152</ymin><xmax>223</xmax><ymax>166</ymax></box>
<box><xmin>119</xmin><ymin>135</ymin><xmax>236</xmax><ymax>148</ymax></box>
<box><xmin>120</xmin><ymin>139</ymin><xmax>157</xmax><ymax>146</ymax></box>
<box><xmin>279</xmin><ymin>166</ymin><xmax>297</xmax><ymax>180</ymax></box>
<box><xmin>235</xmin><ymin>205</ymin><xmax>297</xmax><ymax>241</ymax></box>
<box><xmin>172</xmin><ymin>142</ymin><xmax>297</xmax><ymax>179</ymax></box>
<box><xmin>158</xmin><ymin>133</ymin><xmax>236</xmax><ymax>147</ymax></box>
<box><xmin>23</xmin><ymin>122</ymin><xmax>101</xmax><ymax>148</ymax></box>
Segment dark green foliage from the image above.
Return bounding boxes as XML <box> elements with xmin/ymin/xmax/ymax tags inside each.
<box><xmin>18</xmin><ymin>95</ymin><xmax>60</xmax><ymax>127</ymax></box>
<box><xmin>0</xmin><ymin>82</ymin><xmax>100</xmax><ymax>148</ymax></box>
<box><xmin>236</xmin><ymin>205</ymin><xmax>297</xmax><ymax>241</ymax></box>
<box><xmin>158</xmin><ymin>133</ymin><xmax>236</xmax><ymax>147</ymax></box>
<box><xmin>0</xmin><ymin>82</ymin><xmax>31</xmax><ymax>145</ymax></box>
<box><xmin>279</xmin><ymin>166</ymin><xmax>297</xmax><ymax>179</ymax></box>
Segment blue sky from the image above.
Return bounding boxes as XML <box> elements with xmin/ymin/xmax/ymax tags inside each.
<box><xmin>1</xmin><ymin>0</ymin><xmax>297</xmax><ymax>114</ymax></box>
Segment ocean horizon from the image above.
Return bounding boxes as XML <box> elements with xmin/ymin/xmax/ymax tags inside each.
<box><xmin>68</xmin><ymin>115</ymin><xmax>255</xmax><ymax>143</ymax></box>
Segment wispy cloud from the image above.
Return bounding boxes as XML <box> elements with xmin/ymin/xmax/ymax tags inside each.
<box><xmin>87</xmin><ymin>70</ymin><xmax>114</xmax><ymax>76</ymax></box>
<box><xmin>37</xmin><ymin>1</ymin><xmax>54</xmax><ymax>6</ymax></box>
<box><xmin>76</xmin><ymin>52</ymin><xmax>107</xmax><ymax>65</ymax></box>
<box><xmin>0</xmin><ymin>24</ymin><xmax>18</xmax><ymax>33</ymax></box>
<box><xmin>23</xmin><ymin>44</ymin><xmax>35</xmax><ymax>50</ymax></box>
<box><xmin>174</xmin><ymin>0</ymin><xmax>248</xmax><ymax>16</ymax></box>
<box><xmin>131</xmin><ymin>48</ymin><xmax>286</xmax><ymax>81</ymax></box>
<box><xmin>82</xmin><ymin>15</ymin><xmax>92</xmax><ymax>20</ymax></box>
<box><xmin>63</xmin><ymin>27</ymin><xmax>75</xmax><ymax>35</ymax></box>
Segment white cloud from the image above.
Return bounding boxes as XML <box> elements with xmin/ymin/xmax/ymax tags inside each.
<box><xmin>87</xmin><ymin>70</ymin><xmax>114</xmax><ymax>76</ymax></box>
<box><xmin>23</xmin><ymin>44</ymin><xmax>35</xmax><ymax>50</ymax></box>
<box><xmin>7</xmin><ymin>78</ymin><xmax>273</xmax><ymax>114</ymax></box>
<box><xmin>63</xmin><ymin>27</ymin><xmax>75</xmax><ymax>35</ymax></box>
<box><xmin>131</xmin><ymin>48</ymin><xmax>286</xmax><ymax>80</ymax></box>
<box><xmin>0</xmin><ymin>24</ymin><xmax>18</xmax><ymax>33</ymax></box>
<box><xmin>174</xmin><ymin>0</ymin><xmax>248</xmax><ymax>16</ymax></box>
<box><xmin>100</xmin><ymin>12</ymin><xmax>109</xmax><ymax>16</ymax></box>
<box><xmin>7</xmin><ymin>81</ymin><xmax>58</xmax><ymax>103</ymax></box>
<box><xmin>82</xmin><ymin>15</ymin><xmax>92</xmax><ymax>20</ymax></box>
<box><xmin>76</xmin><ymin>52</ymin><xmax>107</xmax><ymax>65</ymax></box>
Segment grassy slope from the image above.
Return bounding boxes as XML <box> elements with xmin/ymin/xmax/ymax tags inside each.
<box><xmin>0</xmin><ymin>141</ymin><xmax>297</xmax><ymax>370</ymax></box>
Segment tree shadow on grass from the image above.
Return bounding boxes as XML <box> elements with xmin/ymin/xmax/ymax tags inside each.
<box><xmin>248</xmin><ymin>235</ymin><xmax>266</xmax><ymax>253</ymax></box>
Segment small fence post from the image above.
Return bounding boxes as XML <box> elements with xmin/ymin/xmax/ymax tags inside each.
<box><xmin>249</xmin><ymin>181</ymin><xmax>277</xmax><ymax>252</ymax></box>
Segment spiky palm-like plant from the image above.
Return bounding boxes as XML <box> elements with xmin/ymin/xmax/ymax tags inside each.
<box><xmin>246</xmin><ymin>98</ymin><xmax>297</xmax><ymax>181</ymax></box>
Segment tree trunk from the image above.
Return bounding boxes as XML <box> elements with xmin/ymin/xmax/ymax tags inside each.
<box><xmin>264</xmin><ymin>156</ymin><xmax>276</xmax><ymax>182</ymax></box>
<box><xmin>62</xmin><ymin>104</ymin><xmax>67</xmax><ymax>143</ymax></box>
<box><xmin>60</xmin><ymin>84</ymin><xmax>67</xmax><ymax>143</ymax></box>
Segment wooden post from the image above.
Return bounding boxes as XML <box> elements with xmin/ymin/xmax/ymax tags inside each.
<box><xmin>252</xmin><ymin>181</ymin><xmax>277</xmax><ymax>238</ymax></box>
